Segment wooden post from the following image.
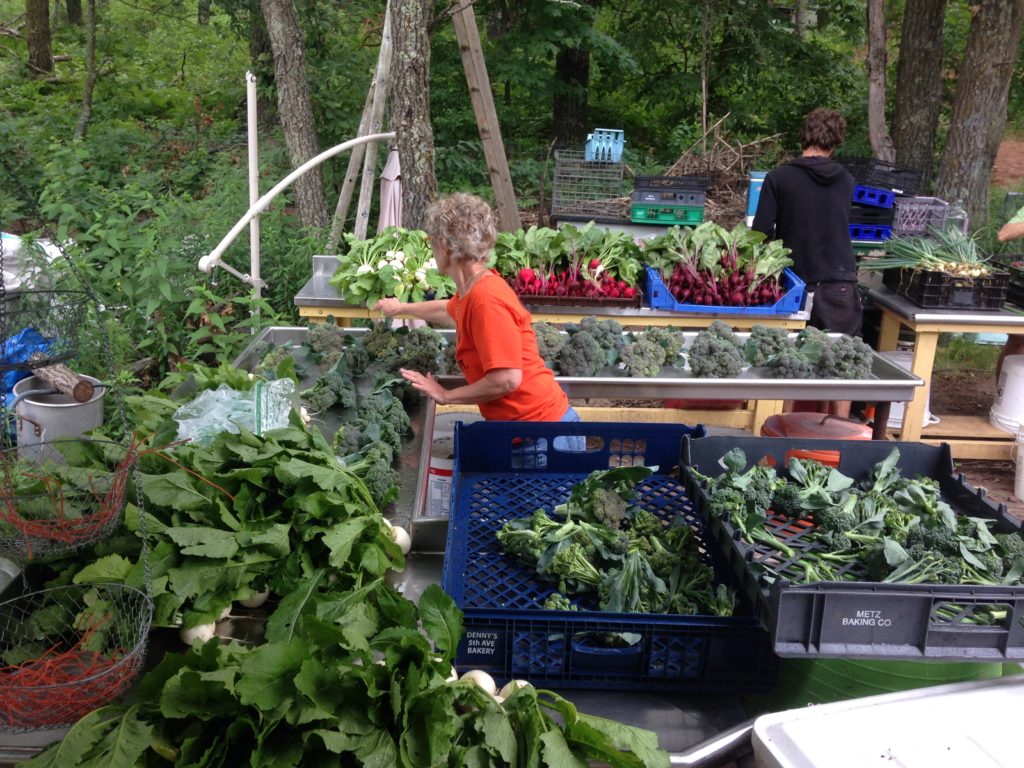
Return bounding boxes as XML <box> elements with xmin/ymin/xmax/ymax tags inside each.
<box><xmin>30</xmin><ymin>363</ymin><xmax>94</xmax><ymax>402</ymax></box>
<box><xmin>354</xmin><ymin>2</ymin><xmax>394</xmax><ymax>240</ymax></box>
<box><xmin>449</xmin><ymin>1</ymin><xmax>521</xmax><ymax>232</ymax></box>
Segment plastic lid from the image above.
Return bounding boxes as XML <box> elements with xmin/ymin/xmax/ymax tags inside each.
<box><xmin>761</xmin><ymin>413</ymin><xmax>872</xmax><ymax>440</ymax></box>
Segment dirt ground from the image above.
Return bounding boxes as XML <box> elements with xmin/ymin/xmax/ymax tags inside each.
<box><xmin>992</xmin><ymin>136</ymin><xmax>1024</xmax><ymax>187</ymax></box>
<box><xmin>930</xmin><ymin>369</ymin><xmax>1022</xmax><ymax>520</ymax></box>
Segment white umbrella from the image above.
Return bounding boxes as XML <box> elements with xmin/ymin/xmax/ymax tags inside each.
<box><xmin>377</xmin><ymin>148</ymin><xmax>402</xmax><ymax>233</ymax></box>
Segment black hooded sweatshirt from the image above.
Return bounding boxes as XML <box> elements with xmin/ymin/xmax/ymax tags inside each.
<box><xmin>751</xmin><ymin>156</ymin><xmax>856</xmax><ymax>284</ymax></box>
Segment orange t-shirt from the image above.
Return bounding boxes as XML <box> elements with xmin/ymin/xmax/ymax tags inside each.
<box><xmin>446</xmin><ymin>271</ymin><xmax>569</xmax><ymax>422</ymax></box>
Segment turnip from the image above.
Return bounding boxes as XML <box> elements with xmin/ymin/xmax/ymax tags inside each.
<box><xmin>391</xmin><ymin>525</ymin><xmax>412</xmax><ymax>555</ymax></box>
<box><xmin>460</xmin><ymin>669</ymin><xmax>497</xmax><ymax>695</ymax></box>
<box><xmin>238</xmin><ymin>590</ymin><xmax>270</xmax><ymax>609</ymax></box>
<box><xmin>179</xmin><ymin>623</ymin><xmax>217</xmax><ymax>645</ymax></box>
<box><xmin>498</xmin><ymin>679</ymin><xmax>532</xmax><ymax>698</ymax></box>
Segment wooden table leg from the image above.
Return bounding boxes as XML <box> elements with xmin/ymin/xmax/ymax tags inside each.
<box><xmin>877</xmin><ymin>308</ymin><xmax>902</xmax><ymax>352</ymax></box>
<box><xmin>871</xmin><ymin>402</ymin><xmax>891</xmax><ymax>440</ymax></box>
<box><xmin>898</xmin><ymin>330</ymin><xmax>939</xmax><ymax>442</ymax></box>
<box><xmin>751</xmin><ymin>399</ymin><xmax>784</xmax><ymax>436</ymax></box>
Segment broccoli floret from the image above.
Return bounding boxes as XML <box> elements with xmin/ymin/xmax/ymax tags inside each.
<box><xmin>815</xmin><ymin>335</ymin><xmax>874</xmax><ymax>379</ymax></box>
<box><xmin>687</xmin><ymin>331</ymin><xmax>744</xmax><ymax>378</ymax></box>
<box><xmin>301</xmin><ymin>368</ymin><xmax>357</xmax><ymax>413</ymax></box>
<box><xmin>706</xmin><ymin>319</ymin><xmax>743</xmax><ymax>349</ymax></box>
<box><xmin>795</xmin><ymin>326</ymin><xmax>830</xmax><ymax>347</ymax></box>
<box><xmin>256</xmin><ymin>345</ymin><xmax>294</xmax><ymax>378</ymax></box>
<box><xmin>306</xmin><ymin>322</ymin><xmax>349</xmax><ymax>370</ymax></box>
<box><xmin>905</xmin><ymin>524</ymin><xmax>959</xmax><ymax>556</ymax></box>
<box><xmin>770</xmin><ymin>478</ymin><xmax>806</xmax><ymax>519</ymax></box>
<box><xmin>362</xmin><ymin>320</ymin><xmax>402</xmax><ymax>364</ymax></box>
<box><xmin>544</xmin><ymin>542</ymin><xmax>604</xmax><ymax>594</ymax></box>
<box><xmin>744</xmin><ymin>325</ymin><xmax>791</xmax><ymax>367</ymax></box>
<box><xmin>588</xmin><ymin>487</ymin><xmax>630</xmax><ymax>530</ymax></box>
<box><xmin>532</xmin><ymin>321</ymin><xmax>565</xmax><ymax>369</ymax></box>
<box><xmin>996</xmin><ymin>531</ymin><xmax>1024</xmax><ymax>574</ymax></box>
<box><xmin>813</xmin><ymin>506</ymin><xmax>859</xmax><ymax>535</ymax></box>
<box><xmin>340</xmin><ymin>442</ymin><xmax>399</xmax><ymax>509</ymax></box>
<box><xmin>707</xmin><ymin>486</ymin><xmax>746</xmax><ymax>519</ymax></box>
<box><xmin>442</xmin><ymin>343</ymin><xmax>460</xmax><ymax>375</ymax></box>
<box><xmin>568</xmin><ymin>316</ymin><xmax>624</xmax><ymax>355</ymax></box>
<box><xmin>541</xmin><ymin>592</ymin><xmax>578</xmax><ymax>611</ymax></box>
<box><xmin>764</xmin><ymin>346</ymin><xmax>815</xmax><ymax>379</ymax></box>
<box><xmin>332</xmin><ymin>422</ymin><xmax>364</xmax><ymax>456</ymax></box>
<box><xmin>643</xmin><ymin>326</ymin><xmax>685</xmax><ymax>362</ymax></box>
<box><xmin>627</xmin><ymin>508</ymin><xmax>663</xmax><ymax>540</ymax></box>
<box><xmin>620</xmin><ymin>337</ymin><xmax>667</xmax><ymax>377</ymax></box>
<box><xmin>400</xmin><ymin>326</ymin><xmax>444</xmax><ymax>374</ymax></box>
<box><xmin>557</xmin><ymin>331</ymin><xmax>606</xmax><ymax>377</ymax></box>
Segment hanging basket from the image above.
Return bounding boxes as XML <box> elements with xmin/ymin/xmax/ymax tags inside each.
<box><xmin>0</xmin><ymin>583</ymin><xmax>152</xmax><ymax>730</ymax></box>
<box><xmin>0</xmin><ymin>439</ymin><xmax>136</xmax><ymax>561</ymax></box>
<box><xmin>0</xmin><ymin>290</ymin><xmax>91</xmax><ymax>372</ymax></box>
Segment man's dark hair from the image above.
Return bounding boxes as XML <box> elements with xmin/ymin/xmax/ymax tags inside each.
<box><xmin>799</xmin><ymin>108</ymin><xmax>846</xmax><ymax>152</ymax></box>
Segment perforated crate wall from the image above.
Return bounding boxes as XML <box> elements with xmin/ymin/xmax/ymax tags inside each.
<box><xmin>551</xmin><ymin>149</ymin><xmax>628</xmax><ymax>220</ymax></box>
<box><xmin>894</xmin><ymin>196</ymin><xmax>950</xmax><ymax>236</ymax></box>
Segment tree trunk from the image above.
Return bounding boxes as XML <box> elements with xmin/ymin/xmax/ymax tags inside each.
<box><xmin>552</xmin><ymin>46</ymin><xmax>590</xmax><ymax>146</ymax></box>
<box><xmin>25</xmin><ymin>0</ymin><xmax>53</xmax><ymax>74</ymax></box>
<box><xmin>248</xmin><ymin>2</ymin><xmax>277</xmax><ymax>130</ymax></box>
<box><xmin>935</xmin><ymin>0</ymin><xmax>1024</xmax><ymax>229</ymax></box>
<box><xmin>198</xmin><ymin>0</ymin><xmax>211</xmax><ymax>26</ymax></box>
<box><xmin>66</xmin><ymin>0</ymin><xmax>82</xmax><ymax>25</ymax></box>
<box><xmin>73</xmin><ymin>0</ymin><xmax>95</xmax><ymax>139</ymax></box>
<box><xmin>260</xmin><ymin>0</ymin><xmax>329</xmax><ymax>230</ymax></box>
<box><xmin>865</xmin><ymin>0</ymin><xmax>894</xmax><ymax>162</ymax></box>
<box><xmin>891</xmin><ymin>0</ymin><xmax>945</xmax><ymax>187</ymax></box>
<box><xmin>389</xmin><ymin>0</ymin><xmax>436</xmax><ymax>229</ymax></box>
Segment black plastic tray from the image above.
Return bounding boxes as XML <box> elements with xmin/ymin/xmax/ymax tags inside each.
<box><xmin>680</xmin><ymin>435</ymin><xmax>1024</xmax><ymax>661</ymax></box>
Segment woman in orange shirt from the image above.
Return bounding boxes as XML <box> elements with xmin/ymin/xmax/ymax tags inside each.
<box><xmin>373</xmin><ymin>193</ymin><xmax>580</xmax><ymax>430</ymax></box>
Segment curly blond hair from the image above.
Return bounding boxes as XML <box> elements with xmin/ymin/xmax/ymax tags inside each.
<box><xmin>424</xmin><ymin>193</ymin><xmax>497</xmax><ymax>264</ymax></box>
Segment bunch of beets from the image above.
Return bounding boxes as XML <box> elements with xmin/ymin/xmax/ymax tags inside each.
<box><xmin>509</xmin><ymin>259</ymin><xmax>637</xmax><ymax>300</ymax></box>
<box><xmin>665</xmin><ymin>249</ymin><xmax>784</xmax><ymax>307</ymax></box>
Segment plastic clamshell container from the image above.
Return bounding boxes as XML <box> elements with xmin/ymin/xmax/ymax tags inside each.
<box><xmin>852</xmin><ymin>184</ymin><xmax>896</xmax><ymax>209</ymax></box>
<box><xmin>644</xmin><ymin>266</ymin><xmax>806</xmax><ymax>316</ymax></box>
<box><xmin>681</xmin><ymin>435</ymin><xmax>1024</xmax><ymax>661</ymax></box>
<box><xmin>441</xmin><ymin>421</ymin><xmax>779</xmax><ymax>692</ymax></box>
<box><xmin>752</xmin><ymin>676</ymin><xmax>1024</xmax><ymax>768</ymax></box>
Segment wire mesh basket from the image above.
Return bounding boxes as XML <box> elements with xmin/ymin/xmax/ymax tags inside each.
<box><xmin>551</xmin><ymin>150</ymin><xmax>628</xmax><ymax>220</ymax></box>
<box><xmin>0</xmin><ymin>583</ymin><xmax>152</xmax><ymax>730</ymax></box>
<box><xmin>0</xmin><ymin>439</ymin><xmax>136</xmax><ymax>561</ymax></box>
<box><xmin>0</xmin><ymin>290</ymin><xmax>91</xmax><ymax>372</ymax></box>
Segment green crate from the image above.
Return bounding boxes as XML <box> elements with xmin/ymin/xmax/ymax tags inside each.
<box><xmin>630</xmin><ymin>203</ymin><xmax>704</xmax><ymax>225</ymax></box>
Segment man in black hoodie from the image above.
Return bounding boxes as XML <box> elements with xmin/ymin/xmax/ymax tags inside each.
<box><xmin>752</xmin><ymin>108</ymin><xmax>862</xmax><ymax>338</ymax></box>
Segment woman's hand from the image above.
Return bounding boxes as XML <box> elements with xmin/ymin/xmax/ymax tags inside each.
<box><xmin>400</xmin><ymin>368</ymin><xmax>448</xmax><ymax>404</ymax></box>
<box><xmin>373</xmin><ymin>297</ymin><xmax>405</xmax><ymax>316</ymax></box>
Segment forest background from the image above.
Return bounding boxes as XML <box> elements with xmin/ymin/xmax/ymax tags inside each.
<box><xmin>1</xmin><ymin>0</ymin><xmax>1023</xmax><ymax>386</ymax></box>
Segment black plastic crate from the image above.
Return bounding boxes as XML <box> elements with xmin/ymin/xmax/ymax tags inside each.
<box><xmin>681</xmin><ymin>435</ymin><xmax>1024</xmax><ymax>661</ymax></box>
<box><xmin>840</xmin><ymin>158</ymin><xmax>924</xmax><ymax>195</ymax></box>
<box><xmin>882</xmin><ymin>268</ymin><xmax>1010</xmax><ymax>310</ymax></box>
<box><xmin>442</xmin><ymin>421</ymin><xmax>779</xmax><ymax>692</ymax></box>
<box><xmin>996</xmin><ymin>255</ymin><xmax>1024</xmax><ymax>308</ymax></box>
<box><xmin>849</xmin><ymin>205</ymin><xmax>895</xmax><ymax>225</ymax></box>
<box><xmin>632</xmin><ymin>176</ymin><xmax>707</xmax><ymax>207</ymax></box>
<box><xmin>633</xmin><ymin>174</ymin><xmax>709</xmax><ymax>191</ymax></box>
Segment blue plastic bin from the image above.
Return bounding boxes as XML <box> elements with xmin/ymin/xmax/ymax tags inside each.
<box><xmin>852</xmin><ymin>184</ymin><xmax>896</xmax><ymax>209</ymax></box>
<box><xmin>584</xmin><ymin>128</ymin><xmax>625</xmax><ymax>162</ymax></box>
<box><xmin>644</xmin><ymin>266</ymin><xmax>806</xmax><ymax>316</ymax></box>
<box><xmin>441</xmin><ymin>420</ymin><xmax>778</xmax><ymax>692</ymax></box>
<box><xmin>849</xmin><ymin>223</ymin><xmax>893</xmax><ymax>242</ymax></box>
<box><xmin>747</xmin><ymin>171</ymin><xmax>768</xmax><ymax>219</ymax></box>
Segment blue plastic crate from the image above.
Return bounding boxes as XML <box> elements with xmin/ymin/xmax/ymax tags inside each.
<box><xmin>441</xmin><ymin>420</ymin><xmax>778</xmax><ymax>692</ymax></box>
<box><xmin>644</xmin><ymin>266</ymin><xmax>806</xmax><ymax>316</ymax></box>
<box><xmin>852</xmin><ymin>184</ymin><xmax>896</xmax><ymax>209</ymax></box>
<box><xmin>584</xmin><ymin>128</ymin><xmax>625</xmax><ymax>162</ymax></box>
<box><xmin>849</xmin><ymin>223</ymin><xmax>893</xmax><ymax>242</ymax></box>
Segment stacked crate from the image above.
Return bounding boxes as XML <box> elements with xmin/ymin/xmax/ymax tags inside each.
<box><xmin>629</xmin><ymin>175</ymin><xmax>708</xmax><ymax>226</ymax></box>
<box><xmin>842</xmin><ymin>158</ymin><xmax>923</xmax><ymax>244</ymax></box>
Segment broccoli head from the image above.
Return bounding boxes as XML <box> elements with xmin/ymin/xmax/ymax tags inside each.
<box><xmin>362</xmin><ymin>320</ymin><xmax>402</xmax><ymax>364</ymax></box>
<box><xmin>620</xmin><ymin>337</ymin><xmax>667</xmax><ymax>377</ymax></box>
<box><xmin>764</xmin><ymin>346</ymin><xmax>815</xmax><ymax>379</ymax></box>
<box><xmin>744</xmin><ymin>325</ymin><xmax>791</xmax><ymax>367</ymax></box>
<box><xmin>643</xmin><ymin>326</ymin><xmax>685</xmax><ymax>362</ymax></box>
<box><xmin>306</xmin><ymin>322</ymin><xmax>348</xmax><ymax>370</ymax></box>
<box><xmin>557</xmin><ymin>331</ymin><xmax>606</xmax><ymax>377</ymax></box>
<box><xmin>568</xmin><ymin>316</ymin><xmax>625</xmax><ymax>355</ymax></box>
<box><xmin>532</xmin><ymin>321</ymin><xmax>566</xmax><ymax>369</ymax></box>
<box><xmin>399</xmin><ymin>326</ymin><xmax>444</xmax><ymax>374</ymax></box>
<box><xmin>815</xmin><ymin>334</ymin><xmax>874</xmax><ymax>379</ymax></box>
<box><xmin>705</xmin><ymin>319</ymin><xmax>743</xmax><ymax>349</ymax></box>
<box><xmin>301</xmin><ymin>367</ymin><xmax>357</xmax><ymax>413</ymax></box>
<box><xmin>687</xmin><ymin>331</ymin><xmax>744</xmax><ymax>378</ymax></box>
<box><xmin>996</xmin><ymin>531</ymin><xmax>1024</xmax><ymax>575</ymax></box>
<box><xmin>541</xmin><ymin>592</ymin><xmax>578</xmax><ymax>611</ymax></box>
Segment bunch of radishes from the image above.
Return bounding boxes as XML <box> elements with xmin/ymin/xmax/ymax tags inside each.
<box><xmin>509</xmin><ymin>260</ymin><xmax>637</xmax><ymax>300</ymax></box>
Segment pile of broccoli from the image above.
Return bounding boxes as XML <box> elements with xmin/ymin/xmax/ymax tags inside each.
<box><xmin>695</xmin><ymin>446</ymin><xmax>1024</xmax><ymax>590</ymax></box>
<box><xmin>687</xmin><ymin>321</ymin><xmax>744</xmax><ymax>378</ymax></box>
<box><xmin>759</xmin><ymin>326</ymin><xmax>873</xmax><ymax>380</ymax></box>
<box><xmin>555</xmin><ymin>317</ymin><xmax>624</xmax><ymax>377</ymax></box>
<box><xmin>497</xmin><ymin>466</ymin><xmax>735</xmax><ymax>616</ymax></box>
<box><xmin>532</xmin><ymin>321</ymin><xmax>565</xmax><ymax>369</ymax></box>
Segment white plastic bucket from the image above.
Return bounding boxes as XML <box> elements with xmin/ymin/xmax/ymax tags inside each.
<box><xmin>879</xmin><ymin>351</ymin><xmax>938</xmax><ymax>430</ymax></box>
<box><xmin>427</xmin><ymin>436</ymin><xmax>455</xmax><ymax>519</ymax></box>
<box><xmin>990</xmin><ymin>355</ymin><xmax>1024</xmax><ymax>434</ymax></box>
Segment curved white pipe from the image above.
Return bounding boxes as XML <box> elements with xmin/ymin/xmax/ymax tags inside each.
<box><xmin>199</xmin><ymin>131</ymin><xmax>397</xmax><ymax>274</ymax></box>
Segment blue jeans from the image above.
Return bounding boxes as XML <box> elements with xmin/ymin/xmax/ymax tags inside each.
<box><xmin>553</xmin><ymin>405</ymin><xmax>585</xmax><ymax>452</ymax></box>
